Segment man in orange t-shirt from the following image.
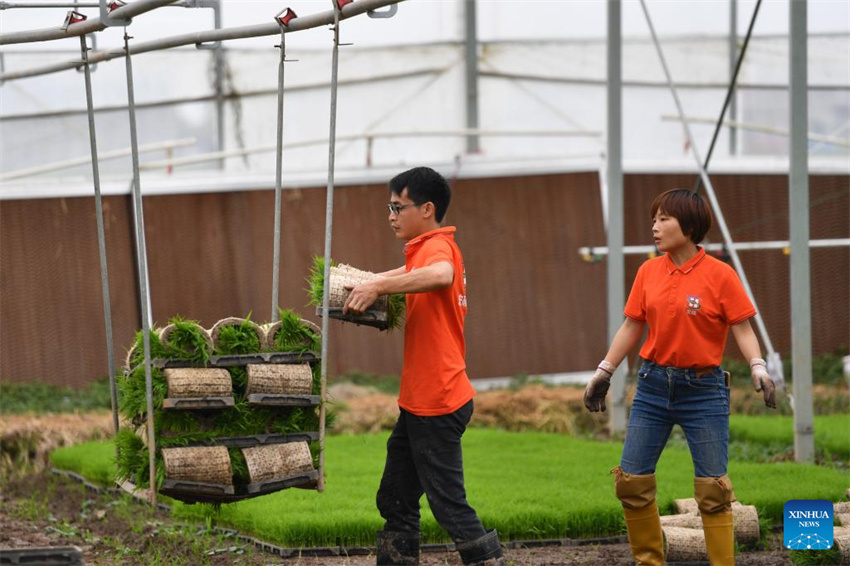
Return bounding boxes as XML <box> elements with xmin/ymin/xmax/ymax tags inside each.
<box><xmin>344</xmin><ymin>167</ymin><xmax>504</xmax><ymax>566</ymax></box>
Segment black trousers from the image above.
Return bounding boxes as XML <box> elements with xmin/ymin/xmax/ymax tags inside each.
<box><xmin>376</xmin><ymin>399</ymin><xmax>487</xmax><ymax>543</ymax></box>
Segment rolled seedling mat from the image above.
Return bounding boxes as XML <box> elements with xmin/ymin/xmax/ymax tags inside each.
<box><xmin>261</xmin><ymin>319</ymin><xmax>321</xmax><ymax>351</ymax></box>
<box><xmin>209</xmin><ymin>317</ymin><xmax>264</xmax><ymax>351</ymax></box>
<box><xmin>124</xmin><ymin>327</ymin><xmax>163</xmax><ymax>370</ymax></box>
<box><xmin>675</xmin><ymin>498</ymin><xmax>700</xmax><ymax>515</ymax></box>
<box><xmin>834</xmin><ymin>527</ymin><xmax>850</xmax><ymax>564</ymax></box>
<box><xmin>165</xmin><ymin>368</ymin><xmax>232</xmax><ymax>398</ymax></box>
<box><xmin>836</xmin><ymin>502</ymin><xmax>850</xmax><ymax>515</ymax></box>
<box><xmin>327</xmin><ymin>264</ymin><xmax>389</xmax><ymax>313</ymax></box>
<box><xmin>162</xmin><ymin>446</ymin><xmax>232</xmax><ymax>486</ymax></box>
<box><xmin>660</xmin><ymin>514</ymin><xmax>703</xmax><ymax>529</ymax></box>
<box><xmin>663</xmin><ymin>526</ymin><xmax>707</xmax><ymax>562</ymax></box>
<box><xmin>246</xmin><ymin>363</ymin><xmax>312</xmax><ymax>396</ymax></box>
<box><xmin>732</xmin><ymin>505</ymin><xmax>761</xmax><ymax>544</ymax></box>
<box><xmin>242</xmin><ymin>441</ymin><xmax>314</xmax><ymax>484</ymax></box>
<box><xmin>159</xmin><ymin>322</ymin><xmax>213</xmax><ymax>359</ymax></box>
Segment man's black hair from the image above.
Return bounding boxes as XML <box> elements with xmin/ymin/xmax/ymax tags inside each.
<box><xmin>388</xmin><ymin>167</ymin><xmax>451</xmax><ymax>223</ymax></box>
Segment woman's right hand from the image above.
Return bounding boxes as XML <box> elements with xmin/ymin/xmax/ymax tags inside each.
<box><xmin>584</xmin><ymin>361</ymin><xmax>616</xmax><ymax>412</ymax></box>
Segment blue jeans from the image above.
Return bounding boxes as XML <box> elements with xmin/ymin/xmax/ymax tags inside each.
<box><xmin>620</xmin><ymin>360</ymin><xmax>731</xmax><ymax>478</ymax></box>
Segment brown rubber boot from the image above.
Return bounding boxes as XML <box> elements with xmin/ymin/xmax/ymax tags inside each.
<box><xmin>695</xmin><ymin>475</ymin><xmax>736</xmax><ymax>565</ymax></box>
<box><xmin>612</xmin><ymin>467</ymin><xmax>664</xmax><ymax>566</ymax></box>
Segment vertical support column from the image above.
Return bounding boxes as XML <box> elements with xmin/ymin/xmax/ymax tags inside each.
<box><xmin>464</xmin><ymin>0</ymin><xmax>479</xmax><ymax>154</ymax></box>
<box><xmin>80</xmin><ymin>34</ymin><xmax>119</xmax><ymax>446</ymax></box>
<box><xmin>270</xmin><ymin>25</ymin><xmax>286</xmax><ymax>323</ymax></box>
<box><xmin>789</xmin><ymin>0</ymin><xmax>814</xmax><ymax>463</ymax></box>
<box><xmin>318</xmin><ymin>2</ymin><xmax>343</xmax><ymax>493</ymax></box>
<box><xmin>607</xmin><ymin>0</ymin><xmax>626</xmax><ymax>433</ymax></box>
<box><xmin>213</xmin><ymin>0</ymin><xmax>225</xmax><ymax>170</ymax></box>
<box><xmin>124</xmin><ymin>31</ymin><xmax>157</xmax><ymax>505</ymax></box>
<box><xmin>728</xmin><ymin>0</ymin><xmax>738</xmax><ymax>155</ymax></box>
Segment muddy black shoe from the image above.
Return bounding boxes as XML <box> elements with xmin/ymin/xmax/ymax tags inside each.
<box><xmin>376</xmin><ymin>530</ymin><xmax>420</xmax><ymax>565</ymax></box>
<box><xmin>455</xmin><ymin>529</ymin><xmax>506</xmax><ymax>566</ymax></box>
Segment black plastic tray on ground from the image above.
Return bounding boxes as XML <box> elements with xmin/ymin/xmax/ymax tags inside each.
<box><xmin>160</xmin><ymin>470</ymin><xmax>318</xmax><ymax>504</ymax></box>
<box><xmin>246</xmin><ymin>393</ymin><xmax>320</xmax><ymax>407</ymax></box>
<box><xmin>316</xmin><ymin>307</ymin><xmax>389</xmax><ymax>331</ymax></box>
<box><xmin>183</xmin><ymin>431</ymin><xmax>318</xmax><ymax>448</ymax></box>
<box><xmin>0</xmin><ymin>546</ymin><xmax>84</xmax><ymax>565</ymax></box>
<box><xmin>161</xmin><ymin>396</ymin><xmax>235</xmax><ymax>410</ymax></box>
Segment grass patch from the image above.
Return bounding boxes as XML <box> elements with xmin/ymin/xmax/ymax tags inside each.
<box><xmin>729</xmin><ymin>414</ymin><xmax>850</xmax><ymax>460</ymax></box>
<box><xmin>50</xmin><ymin>429</ymin><xmax>849</xmax><ymax>547</ymax></box>
<box><xmin>0</xmin><ymin>377</ymin><xmax>113</xmax><ymax>414</ymax></box>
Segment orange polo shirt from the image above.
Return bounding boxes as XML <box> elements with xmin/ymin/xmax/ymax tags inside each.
<box><xmin>624</xmin><ymin>247</ymin><xmax>756</xmax><ymax>368</ymax></box>
<box><xmin>398</xmin><ymin>226</ymin><xmax>475</xmax><ymax>416</ymax></box>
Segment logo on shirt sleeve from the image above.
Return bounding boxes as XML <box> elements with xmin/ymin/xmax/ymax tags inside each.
<box><xmin>686</xmin><ymin>294</ymin><xmax>701</xmax><ymax>315</ymax></box>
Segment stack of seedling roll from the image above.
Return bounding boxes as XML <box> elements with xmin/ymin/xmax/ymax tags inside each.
<box><xmin>661</xmin><ymin>499</ymin><xmax>761</xmax><ymax>562</ymax></box>
<box><xmin>116</xmin><ymin>310</ymin><xmax>329</xmax><ymax>502</ymax></box>
<box><xmin>307</xmin><ymin>256</ymin><xmax>405</xmax><ymax>331</ymax></box>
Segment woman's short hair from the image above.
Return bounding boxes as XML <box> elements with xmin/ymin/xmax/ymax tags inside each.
<box><xmin>650</xmin><ymin>189</ymin><xmax>713</xmax><ymax>244</ymax></box>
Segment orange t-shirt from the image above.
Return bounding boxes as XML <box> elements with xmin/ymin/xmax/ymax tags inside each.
<box><xmin>398</xmin><ymin>226</ymin><xmax>475</xmax><ymax>416</ymax></box>
<box><xmin>624</xmin><ymin>247</ymin><xmax>756</xmax><ymax>368</ymax></box>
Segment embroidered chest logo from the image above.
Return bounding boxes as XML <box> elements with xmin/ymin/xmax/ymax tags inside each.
<box><xmin>686</xmin><ymin>294</ymin><xmax>702</xmax><ymax>315</ymax></box>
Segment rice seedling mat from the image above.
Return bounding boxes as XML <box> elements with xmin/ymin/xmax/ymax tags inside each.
<box><xmin>245</xmin><ymin>469</ymin><xmax>320</xmax><ymax>495</ymax></box>
<box><xmin>315</xmin><ymin>306</ymin><xmax>389</xmax><ymax>330</ymax></box>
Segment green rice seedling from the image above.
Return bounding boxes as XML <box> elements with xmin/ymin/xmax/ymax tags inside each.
<box><xmin>160</xmin><ymin>316</ymin><xmax>211</xmax><ymax>365</ymax></box>
<box><xmin>272</xmin><ymin>308</ymin><xmax>321</xmax><ymax>353</ymax></box>
<box><xmin>307</xmin><ymin>255</ymin><xmax>406</xmax><ymax>331</ymax></box>
<box><xmin>53</xmin><ymin>430</ymin><xmax>850</xmax><ymax>546</ymax></box>
<box><xmin>117</xmin><ymin>366</ymin><xmax>168</xmax><ymax>420</ymax></box>
<box><xmin>214</xmin><ymin>316</ymin><xmax>262</xmax><ymax>355</ymax></box>
<box><xmin>229</xmin><ymin>367</ymin><xmax>248</xmax><ymax>398</ymax></box>
<box><xmin>113</xmin><ymin>429</ymin><xmax>165</xmax><ymax>490</ymax></box>
<box><xmin>229</xmin><ymin>448</ymin><xmax>249</xmax><ymax>487</ymax></box>
<box><xmin>127</xmin><ymin>329</ymin><xmax>169</xmax><ymax>368</ymax></box>
<box><xmin>788</xmin><ymin>547</ymin><xmax>841</xmax><ymax>565</ymax></box>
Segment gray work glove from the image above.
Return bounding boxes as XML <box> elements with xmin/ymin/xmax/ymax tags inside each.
<box><xmin>584</xmin><ymin>360</ymin><xmax>617</xmax><ymax>413</ymax></box>
<box><xmin>750</xmin><ymin>357</ymin><xmax>776</xmax><ymax>409</ymax></box>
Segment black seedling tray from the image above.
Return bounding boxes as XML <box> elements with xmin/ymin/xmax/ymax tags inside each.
<box><xmin>246</xmin><ymin>394</ymin><xmax>320</xmax><ymax>407</ymax></box>
<box><xmin>162</xmin><ymin>396</ymin><xmax>235</xmax><ymax>410</ymax></box>
<box><xmin>245</xmin><ymin>470</ymin><xmax>319</xmax><ymax>494</ymax></box>
<box><xmin>316</xmin><ymin>307</ymin><xmax>389</xmax><ymax>330</ymax></box>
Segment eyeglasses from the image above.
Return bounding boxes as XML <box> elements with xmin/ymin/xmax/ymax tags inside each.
<box><xmin>387</xmin><ymin>202</ymin><xmax>419</xmax><ymax>215</ymax></box>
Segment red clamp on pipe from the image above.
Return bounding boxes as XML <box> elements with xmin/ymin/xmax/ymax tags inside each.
<box><xmin>107</xmin><ymin>0</ymin><xmax>126</xmax><ymax>12</ymax></box>
<box><xmin>275</xmin><ymin>7</ymin><xmax>298</xmax><ymax>26</ymax></box>
<box><xmin>61</xmin><ymin>10</ymin><xmax>88</xmax><ymax>30</ymax></box>
<box><xmin>335</xmin><ymin>0</ymin><xmax>354</xmax><ymax>9</ymax></box>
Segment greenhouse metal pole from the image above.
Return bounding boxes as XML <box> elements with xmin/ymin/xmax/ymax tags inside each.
<box><xmin>638</xmin><ymin>0</ymin><xmax>780</xmax><ymax>377</ymax></box>
<box><xmin>789</xmin><ymin>0</ymin><xmax>814</xmax><ymax>463</ymax></box>
<box><xmin>270</xmin><ymin>24</ymin><xmax>286</xmax><ymax>323</ymax></box>
<box><xmin>80</xmin><ymin>33</ymin><xmax>119</xmax><ymax>444</ymax></box>
<box><xmin>464</xmin><ymin>0</ymin><xmax>479</xmax><ymax>153</ymax></box>
<box><xmin>318</xmin><ymin>0</ymin><xmax>343</xmax><ymax>494</ymax></box>
<box><xmin>123</xmin><ymin>30</ymin><xmax>157</xmax><ymax>505</ymax></box>
<box><xmin>728</xmin><ymin>0</ymin><xmax>738</xmax><ymax>155</ymax></box>
<box><xmin>0</xmin><ymin>0</ymin><xmax>177</xmax><ymax>45</ymax></box>
<box><xmin>606</xmin><ymin>0</ymin><xmax>627</xmax><ymax>434</ymax></box>
<box><xmin>0</xmin><ymin>0</ymin><xmax>404</xmax><ymax>81</ymax></box>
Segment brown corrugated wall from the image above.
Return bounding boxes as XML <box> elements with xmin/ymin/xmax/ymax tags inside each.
<box><xmin>1</xmin><ymin>172</ymin><xmax>847</xmax><ymax>387</ymax></box>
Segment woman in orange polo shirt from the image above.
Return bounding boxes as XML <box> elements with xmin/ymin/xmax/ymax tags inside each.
<box><xmin>583</xmin><ymin>189</ymin><xmax>776</xmax><ymax>566</ymax></box>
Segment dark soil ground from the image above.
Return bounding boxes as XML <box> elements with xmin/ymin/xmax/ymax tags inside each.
<box><xmin>0</xmin><ymin>470</ymin><xmax>795</xmax><ymax>566</ymax></box>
